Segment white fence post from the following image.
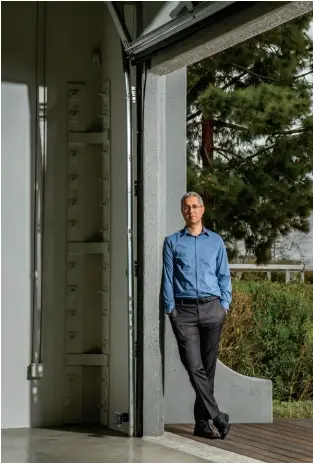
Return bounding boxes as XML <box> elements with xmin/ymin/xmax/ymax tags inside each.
<box><xmin>301</xmin><ymin>270</ymin><xmax>305</xmax><ymax>283</ymax></box>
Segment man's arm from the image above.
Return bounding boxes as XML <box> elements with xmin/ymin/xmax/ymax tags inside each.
<box><xmin>162</xmin><ymin>237</ymin><xmax>175</xmax><ymax>314</ymax></box>
<box><xmin>216</xmin><ymin>239</ymin><xmax>232</xmax><ymax>311</ymax></box>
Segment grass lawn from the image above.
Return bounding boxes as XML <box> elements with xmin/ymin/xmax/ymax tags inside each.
<box><xmin>273</xmin><ymin>400</ymin><xmax>313</xmax><ymax>418</ymax></box>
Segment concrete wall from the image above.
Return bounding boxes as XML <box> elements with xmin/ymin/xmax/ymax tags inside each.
<box><xmin>1</xmin><ymin>83</ymin><xmax>32</xmax><ymax>429</ymax></box>
<box><xmin>1</xmin><ymin>2</ymin><xmax>129</xmax><ymax>430</ymax></box>
<box><xmin>1</xmin><ymin>2</ymin><xmax>36</xmax><ymax>429</ymax></box>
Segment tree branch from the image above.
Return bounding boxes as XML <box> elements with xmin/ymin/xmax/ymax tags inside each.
<box><xmin>187</xmin><ymin>68</ymin><xmax>312</xmax><ymax>123</ymax></box>
<box><xmin>294</xmin><ymin>70</ymin><xmax>313</xmax><ymax>80</ymax></box>
<box><xmin>188</xmin><ymin>118</ymin><xmax>248</xmax><ymax>131</ymax></box>
<box><xmin>214</xmin><ymin>147</ymin><xmax>232</xmax><ymax>161</ymax></box>
<box><xmin>274</xmin><ymin>127</ymin><xmax>308</xmax><ymax>135</ymax></box>
<box><xmin>215</xmin><ymin>144</ymin><xmax>278</xmax><ymax>175</ymax></box>
<box><xmin>222</xmin><ymin>71</ymin><xmax>247</xmax><ymax>90</ymax></box>
<box><xmin>190</xmin><ymin>118</ymin><xmax>311</xmax><ymax>137</ymax></box>
<box><xmin>187</xmin><ymin>72</ymin><xmax>249</xmax><ymax>122</ymax></box>
<box><xmin>244</xmin><ymin>144</ymin><xmax>275</xmax><ymax>161</ymax></box>
<box><xmin>231</xmin><ymin>62</ymin><xmax>276</xmax><ymax>82</ymax></box>
<box><xmin>214</xmin><ymin>145</ymin><xmax>243</xmax><ymax>162</ymax></box>
<box><xmin>213</xmin><ymin>119</ymin><xmax>247</xmax><ymax>131</ymax></box>
<box><xmin>187</xmin><ymin>109</ymin><xmax>202</xmax><ymax>122</ymax></box>
<box><xmin>187</xmin><ymin>71</ymin><xmax>215</xmax><ymax>105</ymax></box>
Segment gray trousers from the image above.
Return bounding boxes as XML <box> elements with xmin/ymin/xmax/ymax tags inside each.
<box><xmin>169</xmin><ymin>296</ymin><xmax>226</xmax><ymax>423</ymax></box>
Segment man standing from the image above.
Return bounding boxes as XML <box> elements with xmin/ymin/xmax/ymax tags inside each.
<box><xmin>163</xmin><ymin>192</ymin><xmax>232</xmax><ymax>439</ymax></box>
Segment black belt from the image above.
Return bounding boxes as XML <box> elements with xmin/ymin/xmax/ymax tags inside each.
<box><xmin>175</xmin><ymin>296</ymin><xmax>218</xmax><ymax>305</ymax></box>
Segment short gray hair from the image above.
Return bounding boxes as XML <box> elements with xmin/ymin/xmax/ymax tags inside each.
<box><xmin>181</xmin><ymin>192</ymin><xmax>204</xmax><ymax>209</ymax></box>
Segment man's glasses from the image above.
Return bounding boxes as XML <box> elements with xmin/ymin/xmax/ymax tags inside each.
<box><xmin>182</xmin><ymin>205</ymin><xmax>203</xmax><ymax>212</ymax></box>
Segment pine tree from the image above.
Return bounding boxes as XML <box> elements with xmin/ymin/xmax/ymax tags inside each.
<box><xmin>187</xmin><ymin>14</ymin><xmax>313</xmax><ymax>263</ymax></box>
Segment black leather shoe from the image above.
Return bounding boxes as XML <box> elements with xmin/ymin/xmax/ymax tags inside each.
<box><xmin>194</xmin><ymin>420</ymin><xmax>219</xmax><ymax>439</ymax></box>
<box><xmin>220</xmin><ymin>412</ymin><xmax>229</xmax><ymax>423</ymax></box>
<box><xmin>213</xmin><ymin>413</ymin><xmax>231</xmax><ymax>440</ymax></box>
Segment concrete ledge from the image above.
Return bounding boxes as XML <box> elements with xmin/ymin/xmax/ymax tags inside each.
<box><xmin>145</xmin><ymin>431</ymin><xmax>266</xmax><ymax>463</ymax></box>
<box><xmin>215</xmin><ymin>361</ymin><xmax>273</xmax><ymax>424</ymax></box>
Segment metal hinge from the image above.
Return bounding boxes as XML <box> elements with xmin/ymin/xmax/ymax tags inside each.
<box><xmin>134</xmin><ymin>260</ymin><xmax>138</xmax><ymax>277</ymax></box>
<box><xmin>134</xmin><ymin>341</ymin><xmax>140</xmax><ymax>357</ymax></box>
<box><xmin>134</xmin><ymin>180</ymin><xmax>139</xmax><ymax>197</ymax></box>
<box><xmin>27</xmin><ymin>363</ymin><xmax>44</xmax><ymax>380</ymax></box>
<box><xmin>114</xmin><ymin>412</ymin><xmax>129</xmax><ymax>426</ymax></box>
<box><xmin>131</xmin><ymin>86</ymin><xmax>136</xmax><ymax>104</ymax></box>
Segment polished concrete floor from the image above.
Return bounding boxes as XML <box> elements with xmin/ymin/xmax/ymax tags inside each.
<box><xmin>1</xmin><ymin>427</ymin><xmax>211</xmax><ymax>463</ymax></box>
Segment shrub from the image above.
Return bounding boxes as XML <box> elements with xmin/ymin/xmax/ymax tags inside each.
<box><xmin>219</xmin><ymin>281</ymin><xmax>313</xmax><ymax>401</ymax></box>
<box><xmin>273</xmin><ymin>400</ymin><xmax>313</xmax><ymax>418</ymax></box>
<box><xmin>239</xmin><ymin>272</ymin><xmax>267</xmax><ymax>281</ymax></box>
<box><xmin>271</xmin><ymin>272</ymin><xmax>287</xmax><ymax>283</ymax></box>
<box><xmin>305</xmin><ymin>271</ymin><xmax>313</xmax><ymax>284</ymax></box>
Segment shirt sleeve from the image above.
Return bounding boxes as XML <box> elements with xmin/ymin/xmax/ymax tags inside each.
<box><xmin>162</xmin><ymin>237</ymin><xmax>175</xmax><ymax>314</ymax></box>
<box><xmin>216</xmin><ymin>239</ymin><xmax>232</xmax><ymax>311</ymax></box>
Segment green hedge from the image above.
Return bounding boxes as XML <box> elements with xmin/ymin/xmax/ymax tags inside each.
<box><xmin>219</xmin><ymin>281</ymin><xmax>313</xmax><ymax>401</ymax></box>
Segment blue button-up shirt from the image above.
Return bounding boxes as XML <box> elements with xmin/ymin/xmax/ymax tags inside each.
<box><xmin>162</xmin><ymin>227</ymin><xmax>232</xmax><ymax>313</ymax></box>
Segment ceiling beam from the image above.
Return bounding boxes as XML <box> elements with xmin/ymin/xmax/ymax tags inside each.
<box><xmin>149</xmin><ymin>1</ymin><xmax>313</xmax><ymax>75</ymax></box>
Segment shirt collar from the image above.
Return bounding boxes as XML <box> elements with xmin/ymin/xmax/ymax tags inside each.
<box><xmin>181</xmin><ymin>226</ymin><xmax>210</xmax><ymax>236</ymax></box>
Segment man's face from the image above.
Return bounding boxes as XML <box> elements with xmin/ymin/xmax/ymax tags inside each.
<box><xmin>182</xmin><ymin>196</ymin><xmax>205</xmax><ymax>226</ymax></box>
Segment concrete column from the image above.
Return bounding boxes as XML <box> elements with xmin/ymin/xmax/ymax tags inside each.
<box><xmin>142</xmin><ymin>68</ymin><xmax>186</xmax><ymax>436</ymax></box>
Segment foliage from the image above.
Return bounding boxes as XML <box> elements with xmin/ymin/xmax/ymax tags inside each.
<box><xmin>187</xmin><ymin>15</ymin><xmax>313</xmax><ymax>263</ymax></box>
<box><xmin>219</xmin><ymin>281</ymin><xmax>313</xmax><ymax>401</ymax></box>
<box><xmin>305</xmin><ymin>270</ymin><xmax>313</xmax><ymax>284</ymax></box>
<box><xmin>273</xmin><ymin>400</ymin><xmax>313</xmax><ymax>418</ymax></box>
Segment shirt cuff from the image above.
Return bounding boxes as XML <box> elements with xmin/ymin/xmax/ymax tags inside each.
<box><xmin>220</xmin><ymin>300</ymin><xmax>229</xmax><ymax>311</ymax></box>
<box><xmin>165</xmin><ymin>305</ymin><xmax>175</xmax><ymax>314</ymax></box>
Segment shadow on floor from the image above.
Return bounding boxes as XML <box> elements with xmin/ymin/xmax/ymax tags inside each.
<box><xmin>41</xmin><ymin>425</ymin><xmax>128</xmax><ymax>439</ymax></box>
